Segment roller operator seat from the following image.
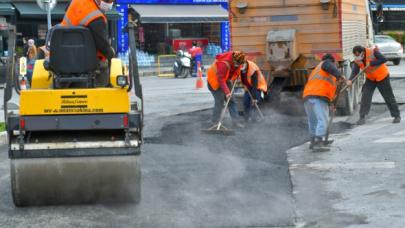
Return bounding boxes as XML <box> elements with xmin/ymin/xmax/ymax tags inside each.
<box><xmin>46</xmin><ymin>26</ymin><xmax>99</xmax><ymax>88</ymax></box>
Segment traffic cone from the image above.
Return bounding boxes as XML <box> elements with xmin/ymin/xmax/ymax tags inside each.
<box><xmin>195</xmin><ymin>62</ymin><xmax>204</xmax><ymax>89</ymax></box>
<box><xmin>20</xmin><ymin>76</ymin><xmax>27</xmax><ymax>90</ymax></box>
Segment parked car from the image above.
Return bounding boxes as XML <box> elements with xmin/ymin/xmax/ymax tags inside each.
<box><xmin>374</xmin><ymin>35</ymin><xmax>403</xmax><ymax>65</ymax></box>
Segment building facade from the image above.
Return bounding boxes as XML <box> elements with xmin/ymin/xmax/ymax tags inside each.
<box><xmin>115</xmin><ymin>0</ymin><xmax>230</xmax><ymax>55</ymax></box>
<box><xmin>0</xmin><ymin>0</ymin><xmax>120</xmax><ymax>57</ymax></box>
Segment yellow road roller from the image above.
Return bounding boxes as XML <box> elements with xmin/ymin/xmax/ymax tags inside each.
<box><xmin>3</xmin><ymin>22</ymin><xmax>143</xmax><ymax>206</ymax></box>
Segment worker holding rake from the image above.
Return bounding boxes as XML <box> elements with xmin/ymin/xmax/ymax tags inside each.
<box><xmin>206</xmin><ymin>51</ymin><xmax>246</xmax><ymax>129</ymax></box>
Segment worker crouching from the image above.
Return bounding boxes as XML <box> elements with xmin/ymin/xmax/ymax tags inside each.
<box><xmin>240</xmin><ymin>60</ymin><xmax>267</xmax><ymax>122</ymax></box>
<box><xmin>207</xmin><ymin>51</ymin><xmax>246</xmax><ymax>128</ymax></box>
<box><xmin>303</xmin><ymin>54</ymin><xmax>344</xmax><ymax>152</ymax></box>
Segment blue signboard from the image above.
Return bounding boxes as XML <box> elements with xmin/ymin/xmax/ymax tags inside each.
<box><xmin>221</xmin><ymin>21</ymin><xmax>230</xmax><ymax>51</ymax></box>
<box><xmin>117</xmin><ymin>0</ymin><xmax>227</xmax><ymax>4</ymax></box>
<box><xmin>116</xmin><ymin>0</ymin><xmax>229</xmax><ymax>54</ymax></box>
<box><xmin>116</xmin><ymin>4</ymin><xmax>129</xmax><ymax>53</ymax></box>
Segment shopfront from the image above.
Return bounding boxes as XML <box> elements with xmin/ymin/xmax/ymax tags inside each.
<box><xmin>370</xmin><ymin>1</ymin><xmax>405</xmax><ymax>32</ymax></box>
<box><xmin>115</xmin><ymin>0</ymin><xmax>230</xmax><ymax>55</ymax></box>
<box><xmin>0</xmin><ymin>0</ymin><xmax>121</xmax><ymax>57</ymax></box>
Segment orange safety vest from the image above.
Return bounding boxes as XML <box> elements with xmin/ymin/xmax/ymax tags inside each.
<box><xmin>303</xmin><ymin>61</ymin><xmax>337</xmax><ymax>102</ymax></box>
<box><xmin>244</xmin><ymin>60</ymin><xmax>268</xmax><ymax>92</ymax></box>
<box><xmin>207</xmin><ymin>60</ymin><xmax>240</xmax><ymax>90</ymax></box>
<box><xmin>60</xmin><ymin>0</ymin><xmax>108</xmax><ymax>61</ymax></box>
<box><xmin>354</xmin><ymin>48</ymin><xmax>389</xmax><ymax>82</ymax></box>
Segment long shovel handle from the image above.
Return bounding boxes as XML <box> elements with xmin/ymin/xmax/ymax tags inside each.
<box><xmin>216</xmin><ymin>79</ymin><xmax>238</xmax><ymax>130</ymax></box>
<box><xmin>325</xmin><ymin>81</ymin><xmax>344</xmax><ymax>141</ymax></box>
<box><xmin>325</xmin><ymin>64</ymin><xmax>370</xmax><ymax>141</ymax></box>
<box><xmin>339</xmin><ymin>65</ymin><xmax>370</xmax><ymax>94</ymax></box>
<box><xmin>243</xmin><ymin>85</ymin><xmax>264</xmax><ymax>119</ymax></box>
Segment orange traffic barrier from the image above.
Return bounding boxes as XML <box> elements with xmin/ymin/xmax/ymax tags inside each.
<box><xmin>20</xmin><ymin>77</ymin><xmax>27</xmax><ymax>90</ymax></box>
<box><xmin>195</xmin><ymin>62</ymin><xmax>204</xmax><ymax>89</ymax></box>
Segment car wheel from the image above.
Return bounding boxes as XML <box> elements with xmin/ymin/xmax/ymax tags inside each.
<box><xmin>393</xmin><ymin>58</ymin><xmax>401</xmax><ymax>66</ymax></box>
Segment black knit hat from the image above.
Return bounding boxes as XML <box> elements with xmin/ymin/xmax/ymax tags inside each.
<box><xmin>322</xmin><ymin>53</ymin><xmax>335</xmax><ymax>63</ymax></box>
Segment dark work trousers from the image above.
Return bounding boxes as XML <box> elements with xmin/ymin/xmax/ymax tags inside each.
<box><xmin>96</xmin><ymin>60</ymin><xmax>110</xmax><ymax>87</ymax></box>
<box><xmin>208</xmin><ymin>82</ymin><xmax>239</xmax><ymax>124</ymax></box>
<box><xmin>360</xmin><ymin>76</ymin><xmax>400</xmax><ymax>118</ymax></box>
<box><xmin>243</xmin><ymin>88</ymin><xmax>262</xmax><ymax>121</ymax></box>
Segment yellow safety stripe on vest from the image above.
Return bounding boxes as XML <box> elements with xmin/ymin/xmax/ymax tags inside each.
<box><xmin>367</xmin><ymin>65</ymin><xmax>382</xmax><ymax>74</ymax></box>
<box><xmin>363</xmin><ymin>48</ymin><xmax>382</xmax><ymax>74</ymax></box>
<box><xmin>308</xmin><ymin>64</ymin><xmax>336</xmax><ymax>86</ymax></box>
<box><xmin>63</xmin><ymin>15</ymin><xmax>73</xmax><ymax>26</ymax></box>
<box><xmin>309</xmin><ymin>74</ymin><xmax>336</xmax><ymax>86</ymax></box>
<box><xmin>79</xmin><ymin>9</ymin><xmax>104</xmax><ymax>26</ymax></box>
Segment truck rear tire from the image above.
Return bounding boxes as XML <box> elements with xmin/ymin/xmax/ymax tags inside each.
<box><xmin>267</xmin><ymin>77</ymin><xmax>288</xmax><ymax>106</ymax></box>
<box><xmin>393</xmin><ymin>58</ymin><xmax>401</xmax><ymax>66</ymax></box>
<box><xmin>338</xmin><ymin>89</ymin><xmax>354</xmax><ymax>116</ymax></box>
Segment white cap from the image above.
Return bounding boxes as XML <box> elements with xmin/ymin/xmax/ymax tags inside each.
<box><xmin>28</xmin><ymin>39</ymin><xmax>35</xmax><ymax>47</ymax></box>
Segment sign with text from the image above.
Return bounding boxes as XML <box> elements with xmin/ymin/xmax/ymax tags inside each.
<box><xmin>172</xmin><ymin>38</ymin><xmax>209</xmax><ymax>53</ymax></box>
<box><xmin>116</xmin><ymin>0</ymin><xmax>229</xmax><ymax>54</ymax></box>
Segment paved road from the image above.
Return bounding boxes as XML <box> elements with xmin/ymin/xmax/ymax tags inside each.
<box><xmin>288</xmin><ymin>106</ymin><xmax>405</xmax><ymax>228</ymax></box>
<box><xmin>0</xmin><ymin>62</ymin><xmax>403</xmax><ymax>227</ymax></box>
<box><xmin>386</xmin><ymin>60</ymin><xmax>405</xmax><ymax>78</ymax></box>
<box><xmin>0</xmin><ymin>94</ymin><xmax>309</xmax><ymax>227</ymax></box>
<box><xmin>373</xmin><ymin>62</ymin><xmax>405</xmax><ymax>104</ymax></box>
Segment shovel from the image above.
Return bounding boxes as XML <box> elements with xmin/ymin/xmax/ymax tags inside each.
<box><xmin>325</xmin><ymin>65</ymin><xmax>370</xmax><ymax>142</ymax></box>
<box><xmin>243</xmin><ymin>85</ymin><xmax>264</xmax><ymax>121</ymax></box>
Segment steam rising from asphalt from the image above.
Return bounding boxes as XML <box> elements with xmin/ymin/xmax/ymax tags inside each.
<box><xmin>136</xmin><ymin>92</ymin><xmax>310</xmax><ymax>226</ymax></box>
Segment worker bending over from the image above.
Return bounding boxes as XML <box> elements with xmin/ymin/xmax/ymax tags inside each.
<box><xmin>347</xmin><ymin>45</ymin><xmax>401</xmax><ymax>125</ymax></box>
<box><xmin>303</xmin><ymin>54</ymin><xmax>344</xmax><ymax>152</ymax></box>
<box><xmin>61</xmin><ymin>0</ymin><xmax>115</xmax><ymax>87</ymax></box>
<box><xmin>240</xmin><ymin>60</ymin><xmax>267</xmax><ymax>122</ymax></box>
<box><xmin>207</xmin><ymin>51</ymin><xmax>246</xmax><ymax>128</ymax></box>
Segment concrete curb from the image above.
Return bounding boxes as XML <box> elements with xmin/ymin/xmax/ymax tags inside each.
<box><xmin>0</xmin><ymin>131</ymin><xmax>7</xmax><ymax>145</ymax></box>
<box><xmin>287</xmin><ymin>105</ymin><xmax>405</xmax><ymax>226</ymax></box>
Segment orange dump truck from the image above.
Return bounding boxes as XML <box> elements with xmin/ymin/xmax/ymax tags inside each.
<box><xmin>229</xmin><ymin>0</ymin><xmax>376</xmax><ymax>114</ymax></box>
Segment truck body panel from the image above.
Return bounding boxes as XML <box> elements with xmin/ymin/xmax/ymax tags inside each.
<box><xmin>230</xmin><ymin>0</ymin><xmax>374</xmax><ymax>114</ymax></box>
<box><xmin>230</xmin><ymin>0</ymin><xmax>371</xmax><ymax>73</ymax></box>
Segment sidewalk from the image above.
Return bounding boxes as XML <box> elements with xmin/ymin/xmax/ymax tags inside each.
<box><xmin>288</xmin><ymin>106</ymin><xmax>405</xmax><ymax>227</ymax></box>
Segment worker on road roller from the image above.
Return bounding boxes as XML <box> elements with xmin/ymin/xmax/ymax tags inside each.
<box><xmin>4</xmin><ymin>8</ymin><xmax>143</xmax><ymax>206</ymax></box>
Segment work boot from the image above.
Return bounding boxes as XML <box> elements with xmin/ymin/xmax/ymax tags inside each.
<box><xmin>357</xmin><ymin>117</ymin><xmax>366</xmax><ymax>125</ymax></box>
<box><xmin>311</xmin><ymin>137</ymin><xmax>330</xmax><ymax>152</ymax></box>
<box><xmin>323</xmin><ymin>139</ymin><xmax>334</xmax><ymax>146</ymax></box>
<box><xmin>393</xmin><ymin>117</ymin><xmax>401</xmax><ymax>124</ymax></box>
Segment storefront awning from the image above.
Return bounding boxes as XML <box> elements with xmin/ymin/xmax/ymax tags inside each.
<box><xmin>13</xmin><ymin>2</ymin><xmax>67</xmax><ymax>19</ymax></box>
<box><xmin>130</xmin><ymin>4</ymin><xmax>229</xmax><ymax>23</ymax></box>
<box><xmin>13</xmin><ymin>3</ymin><xmax>120</xmax><ymax>20</ymax></box>
<box><xmin>0</xmin><ymin>3</ymin><xmax>15</xmax><ymax>16</ymax></box>
<box><xmin>371</xmin><ymin>4</ymin><xmax>405</xmax><ymax>11</ymax></box>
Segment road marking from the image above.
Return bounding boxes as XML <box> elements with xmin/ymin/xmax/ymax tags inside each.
<box><xmin>0</xmin><ymin>174</ymin><xmax>9</xmax><ymax>182</ymax></box>
<box><xmin>393</xmin><ymin>129</ymin><xmax>405</xmax><ymax>136</ymax></box>
<box><xmin>351</xmin><ymin>124</ymin><xmax>387</xmax><ymax>135</ymax></box>
<box><xmin>375</xmin><ymin>117</ymin><xmax>393</xmax><ymax>123</ymax></box>
<box><xmin>373</xmin><ymin>138</ymin><xmax>405</xmax><ymax>143</ymax></box>
<box><xmin>290</xmin><ymin>162</ymin><xmax>395</xmax><ymax>170</ymax></box>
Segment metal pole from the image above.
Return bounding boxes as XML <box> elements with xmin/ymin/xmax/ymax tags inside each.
<box><xmin>47</xmin><ymin>3</ymin><xmax>52</xmax><ymax>30</ymax></box>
